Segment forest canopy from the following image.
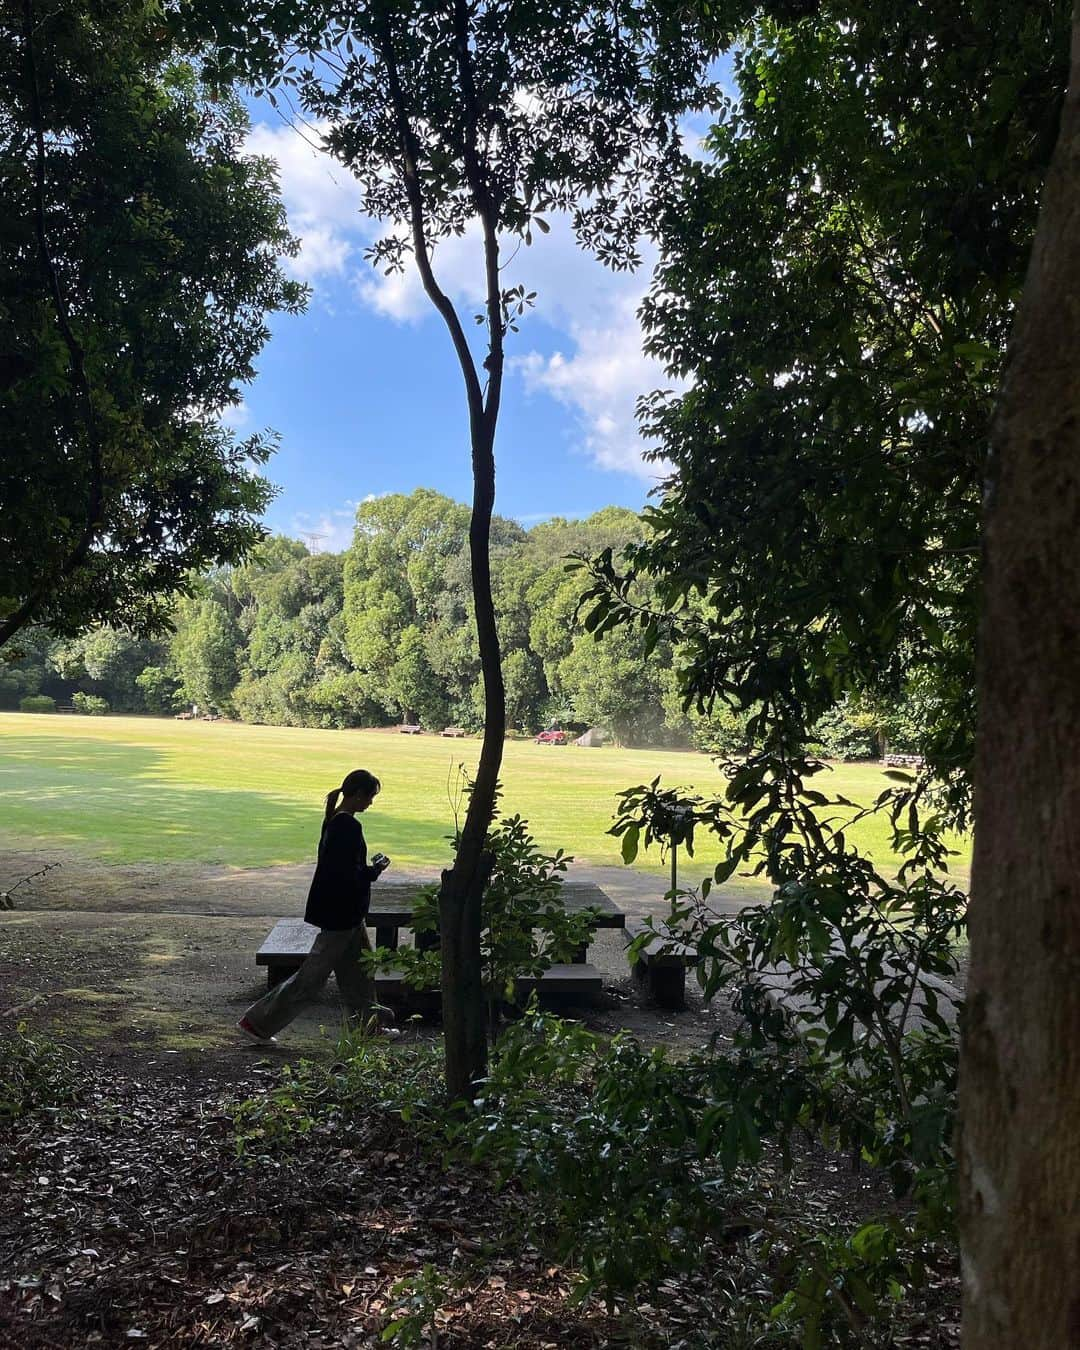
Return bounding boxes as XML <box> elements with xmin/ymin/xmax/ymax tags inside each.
<box><xmin>1</xmin><ymin>487</ymin><xmax>919</xmax><ymax>755</ymax></box>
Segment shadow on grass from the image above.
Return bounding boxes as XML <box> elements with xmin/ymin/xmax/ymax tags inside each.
<box><xmin>0</xmin><ymin>734</ymin><xmax>449</xmax><ymax>867</ymax></box>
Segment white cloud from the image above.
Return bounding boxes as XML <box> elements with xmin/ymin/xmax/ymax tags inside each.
<box><xmin>216</xmin><ymin>399</ymin><xmax>250</xmax><ymax>430</ymax></box>
<box><xmin>290</xmin><ymin>510</ymin><xmax>356</xmax><ymax>554</ymax></box>
<box><xmin>246</xmin><ymin>121</ymin><xmax>369</xmax><ymax>283</ymax></box>
<box><xmin>247</xmin><ymin>119</ymin><xmax>675</xmax><ymax>478</ymax></box>
<box><xmin>513</xmin><ymin>293</ymin><xmax>672</xmax><ymax>481</ymax></box>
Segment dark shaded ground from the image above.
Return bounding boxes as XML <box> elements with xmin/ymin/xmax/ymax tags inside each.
<box><xmin>0</xmin><ymin>848</ymin><xmax>960</xmax><ymax>1348</ymax></box>
<box><xmin>0</xmin><ymin>1059</ymin><xmax>628</xmax><ymax>1349</ymax></box>
<box><xmin>0</xmin><ymin>1051</ymin><xmax>960</xmax><ymax>1350</ymax></box>
<box><xmin>0</xmin><ymin>848</ymin><xmax>744</xmax><ymax>1062</ymax></box>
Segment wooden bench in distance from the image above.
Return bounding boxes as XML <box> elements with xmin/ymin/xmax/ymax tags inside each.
<box><xmin>440</xmin><ymin>726</ymin><xmax>467</xmax><ymax>737</ymax></box>
<box><xmin>257</xmin><ymin>917</ymin><xmax>601</xmax><ymax>999</ymax></box>
<box><xmin>622</xmin><ymin>918</ymin><xmax>700</xmax><ymax>1009</ymax></box>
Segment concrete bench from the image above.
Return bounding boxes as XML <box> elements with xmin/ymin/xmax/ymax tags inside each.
<box><xmin>256</xmin><ymin>918</ymin><xmax>602</xmax><ymax>1000</ymax></box>
<box><xmin>622</xmin><ymin>918</ymin><xmax>700</xmax><ymax>1009</ymax></box>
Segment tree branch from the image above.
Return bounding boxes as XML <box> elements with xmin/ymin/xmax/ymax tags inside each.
<box><xmin>450</xmin><ymin>0</ymin><xmax>504</xmax><ymax>435</ymax></box>
<box><xmin>372</xmin><ymin>8</ymin><xmax>485</xmax><ymax>433</ymax></box>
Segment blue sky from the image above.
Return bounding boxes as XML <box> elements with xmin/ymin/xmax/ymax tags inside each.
<box><xmin>231</xmin><ymin>100</ymin><xmax>721</xmax><ymax>550</ymax></box>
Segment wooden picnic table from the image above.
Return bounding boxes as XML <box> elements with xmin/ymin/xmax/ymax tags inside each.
<box><xmin>255</xmin><ymin>880</ymin><xmax>624</xmax><ymax>995</ymax></box>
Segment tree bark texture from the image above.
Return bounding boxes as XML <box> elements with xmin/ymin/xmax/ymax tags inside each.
<box><xmin>436</xmin><ymin>7</ymin><xmax>508</xmax><ymax>1105</ymax></box>
<box><xmin>960</xmin><ymin>10</ymin><xmax>1080</xmax><ymax>1345</ymax></box>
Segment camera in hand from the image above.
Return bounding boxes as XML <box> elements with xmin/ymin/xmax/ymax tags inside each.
<box><xmin>371</xmin><ymin>852</ymin><xmax>390</xmax><ymax>870</ymax></box>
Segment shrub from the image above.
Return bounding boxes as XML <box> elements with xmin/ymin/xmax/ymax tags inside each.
<box><xmin>0</xmin><ymin>1024</ymin><xmax>77</xmax><ymax>1123</ymax></box>
<box><xmin>18</xmin><ymin>694</ymin><xmax>55</xmax><ymax>713</ymax></box>
<box><xmin>808</xmin><ymin>702</ymin><xmax>880</xmax><ymax>760</ymax></box>
<box><xmin>232</xmin><ymin>1026</ymin><xmax>444</xmax><ymax>1156</ymax></box>
<box><xmin>367</xmin><ymin>792</ymin><xmax>595</xmax><ymax>1039</ymax></box>
<box><xmin>72</xmin><ymin>692</ymin><xmax>109</xmax><ymax>715</ymax></box>
<box><xmin>135</xmin><ymin>665</ymin><xmax>180</xmax><ymax>714</ymax></box>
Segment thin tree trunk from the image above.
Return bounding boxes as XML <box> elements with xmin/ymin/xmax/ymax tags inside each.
<box><xmin>960</xmin><ymin>10</ymin><xmax>1080</xmax><ymax>1344</ymax></box>
<box><xmin>440</xmin><ymin>419</ymin><xmax>506</xmax><ymax>1100</ymax></box>
<box><xmin>374</xmin><ymin>6</ymin><xmax>507</xmax><ymax>1103</ymax></box>
<box><xmin>436</xmin><ymin>2</ymin><xmax>509</xmax><ymax>1103</ymax></box>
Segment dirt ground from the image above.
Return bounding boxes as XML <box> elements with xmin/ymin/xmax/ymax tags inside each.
<box><xmin>0</xmin><ymin>847</ymin><xmax>961</xmax><ymax>1349</ymax></box>
<box><xmin>0</xmin><ymin>847</ymin><xmax>744</xmax><ymax>1070</ymax></box>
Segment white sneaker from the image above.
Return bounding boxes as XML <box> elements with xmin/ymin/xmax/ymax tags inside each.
<box><xmin>237</xmin><ymin>1017</ymin><xmax>277</xmax><ymax>1046</ymax></box>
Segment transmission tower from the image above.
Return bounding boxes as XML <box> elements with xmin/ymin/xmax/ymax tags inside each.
<box><xmin>298</xmin><ymin>531</ymin><xmax>327</xmax><ymax>554</ymax></box>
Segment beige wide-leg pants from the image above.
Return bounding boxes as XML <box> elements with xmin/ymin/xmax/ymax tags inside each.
<box><xmin>243</xmin><ymin>925</ymin><xmax>375</xmax><ymax>1038</ymax></box>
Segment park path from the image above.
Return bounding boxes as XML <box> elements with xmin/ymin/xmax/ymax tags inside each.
<box><xmin>0</xmin><ymin>846</ymin><xmax>752</xmax><ymax>1004</ymax></box>
<box><xmin>0</xmin><ymin>846</ymin><xmax>752</xmax><ymax>923</ymax></box>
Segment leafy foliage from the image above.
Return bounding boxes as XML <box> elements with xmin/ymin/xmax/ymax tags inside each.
<box><xmin>571</xmin><ymin>6</ymin><xmax>1067</xmax><ymax>1326</ymax></box>
<box><xmin>18</xmin><ymin>694</ymin><xmax>55</xmax><ymax>713</ymax></box>
<box><xmin>370</xmin><ymin>793</ymin><xmax>596</xmax><ymax>1036</ymax></box>
<box><xmin>381</xmin><ymin>1265</ymin><xmax>452</xmax><ymax>1347</ymax></box>
<box><xmin>0</xmin><ymin>1024</ymin><xmax>77</xmax><ymax>1125</ymax></box>
<box><xmin>71</xmin><ymin>691</ymin><xmax>108</xmax><ymax>715</ymax></box>
<box><xmin>582</xmin><ymin>0</ymin><xmax>1070</xmax><ymax>826</ymax></box>
<box><xmin>6</xmin><ymin>499</ymin><xmax>754</xmax><ymax>744</ymax></box>
<box><xmin>232</xmin><ymin>1023</ymin><xmax>445</xmax><ymax>1157</ymax></box>
<box><xmin>458</xmin><ymin>1009</ymin><xmax>952</xmax><ymax>1335</ymax></box>
<box><xmin>0</xmin><ymin>0</ymin><xmax>305</xmax><ymax>647</ymax></box>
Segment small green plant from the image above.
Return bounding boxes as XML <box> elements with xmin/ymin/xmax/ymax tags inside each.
<box><xmin>72</xmin><ymin>692</ymin><xmax>109</xmax><ymax>715</ymax></box>
<box><xmin>231</xmin><ymin>1023</ymin><xmax>445</xmax><ymax>1157</ymax></box>
<box><xmin>231</xmin><ymin>1061</ymin><xmax>321</xmax><ymax>1155</ymax></box>
<box><xmin>368</xmin><ymin>785</ymin><xmax>597</xmax><ymax>1040</ymax></box>
<box><xmin>381</xmin><ymin>1264</ymin><xmax>450</xmax><ymax>1347</ymax></box>
<box><xmin>0</xmin><ymin>1023</ymin><xmax>77</xmax><ymax>1123</ymax></box>
<box><xmin>461</xmin><ymin>1010</ymin><xmax>755</xmax><ymax>1310</ymax></box>
<box><xmin>18</xmin><ymin>694</ymin><xmax>55</xmax><ymax>713</ymax></box>
<box><xmin>768</xmin><ymin>1217</ymin><xmax>921</xmax><ymax>1348</ymax></box>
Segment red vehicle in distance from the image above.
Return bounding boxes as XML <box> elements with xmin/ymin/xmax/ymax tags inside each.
<box><xmin>535</xmin><ymin>729</ymin><xmax>568</xmax><ymax>745</ymax></box>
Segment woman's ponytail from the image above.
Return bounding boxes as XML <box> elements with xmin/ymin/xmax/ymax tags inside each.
<box><xmin>324</xmin><ymin>769</ymin><xmax>380</xmax><ymax>822</ymax></box>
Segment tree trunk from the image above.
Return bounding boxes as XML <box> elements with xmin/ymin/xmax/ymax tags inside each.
<box><xmin>375</xmin><ymin>9</ymin><xmax>506</xmax><ymax>1105</ymax></box>
<box><xmin>960</xmin><ymin>11</ymin><xmax>1080</xmax><ymax>1345</ymax></box>
<box><xmin>439</xmin><ymin>421</ymin><xmax>506</xmax><ymax>1102</ymax></box>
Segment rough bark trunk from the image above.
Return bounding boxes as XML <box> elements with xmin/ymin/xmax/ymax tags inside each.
<box><xmin>960</xmin><ymin>10</ymin><xmax>1080</xmax><ymax>1345</ymax></box>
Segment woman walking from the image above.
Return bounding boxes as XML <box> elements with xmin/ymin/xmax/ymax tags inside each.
<box><xmin>238</xmin><ymin>769</ymin><xmax>391</xmax><ymax>1044</ymax></box>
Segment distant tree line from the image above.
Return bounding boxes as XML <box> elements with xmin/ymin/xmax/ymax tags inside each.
<box><xmin>1</xmin><ymin>487</ymin><xmax>920</xmax><ymax>756</ymax></box>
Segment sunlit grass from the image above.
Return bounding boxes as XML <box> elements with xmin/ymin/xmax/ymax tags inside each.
<box><xmin>0</xmin><ymin>713</ymin><xmax>971</xmax><ymax>882</ymax></box>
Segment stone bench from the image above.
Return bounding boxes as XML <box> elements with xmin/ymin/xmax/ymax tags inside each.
<box><xmin>256</xmin><ymin>918</ymin><xmax>601</xmax><ymax>999</ymax></box>
<box><xmin>622</xmin><ymin>918</ymin><xmax>700</xmax><ymax>1009</ymax></box>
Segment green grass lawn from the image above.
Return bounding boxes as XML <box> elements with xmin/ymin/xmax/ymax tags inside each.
<box><xmin>0</xmin><ymin>713</ymin><xmax>970</xmax><ymax>883</ymax></box>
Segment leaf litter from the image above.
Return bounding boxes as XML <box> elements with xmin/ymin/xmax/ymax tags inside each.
<box><xmin>0</xmin><ymin>1057</ymin><xmax>658</xmax><ymax>1348</ymax></box>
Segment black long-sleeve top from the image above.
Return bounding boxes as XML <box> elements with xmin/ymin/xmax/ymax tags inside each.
<box><xmin>304</xmin><ymin>813</ymin><xmax>381</xmax><ymax>930</ymax></box>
